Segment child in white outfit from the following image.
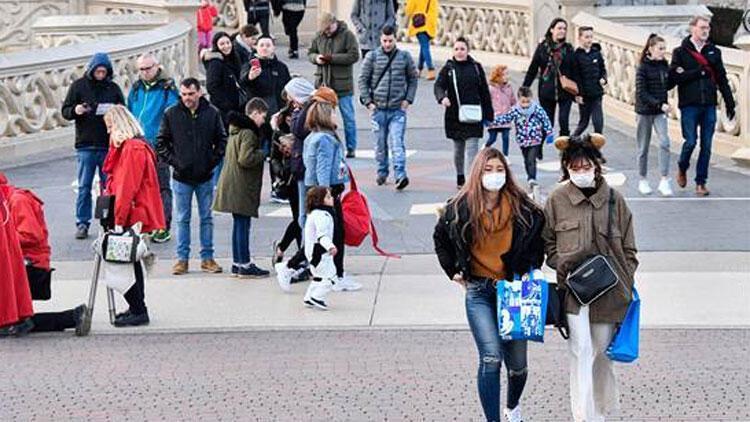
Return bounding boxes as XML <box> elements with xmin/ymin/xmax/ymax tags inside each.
<box><xmin>303</xmin><ymin>187</ymin><xmax>338</xmax><ymax>310</ymax></box>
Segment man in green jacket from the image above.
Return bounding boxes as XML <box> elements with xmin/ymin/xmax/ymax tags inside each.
<box><xmin>308</xmin><ymin>12</ymin><xmax>360</xmax><ymax>158</ymax></box>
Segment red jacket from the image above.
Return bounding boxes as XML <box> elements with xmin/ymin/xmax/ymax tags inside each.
<box><xmin>2</xmin><ymin>183</ymin><xmax>51</xmax><ymax>270</ymax></box>
<box><xmin>0</xmin><ymin>188</ymin><xmax>34</xmax><ymax>326</ymax></box>
<box><xmin>196</xmin><ymin>4</ymin><xmax>218</xmax><ymax>32</ymax></box>
<box><xmin>103</xmin><ymin>139</ymin><xmax>166</xmax><ymax>234</ymax></box>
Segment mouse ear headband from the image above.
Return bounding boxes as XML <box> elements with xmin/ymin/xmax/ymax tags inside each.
<box><xmin>554</xmin><ymin>133</ymin><xmax>606</xmax><ymax>151</ymax></box>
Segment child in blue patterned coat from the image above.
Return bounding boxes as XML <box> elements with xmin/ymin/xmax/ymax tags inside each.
<box><xmin>492</xmin><ymin>86</ymin><xmax>553</xmax><ymax>187</ymax></box>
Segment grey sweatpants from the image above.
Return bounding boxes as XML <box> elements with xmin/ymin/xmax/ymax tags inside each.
<box><xmin>452</xmin><ymin>137</ymin><xmax>480</xmax><ymax>176</ymax></box>
<box><xmin>636</xmin><ymin>113</ymin><xmax>671</xmax><ymax>178</ymax></box>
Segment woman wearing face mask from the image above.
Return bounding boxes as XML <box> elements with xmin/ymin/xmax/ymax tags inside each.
<box><xmin>433</xmin><ymin>148</ymin><xmax>545</xmax><ymax>422</ymax></box>
<box><xmin>543</xmin><ymin>134</ymin><xmax>638</xmax><ymax>422</ymax></box>
<box><xmin>434</xmin><ymin>37</ymin><xmax>494</xmax><ymax>189</ymax></box>
<box><xmin>523</xmin><ymin>18</ymin><xmax>575</xmax><ymax>149</ymax></box>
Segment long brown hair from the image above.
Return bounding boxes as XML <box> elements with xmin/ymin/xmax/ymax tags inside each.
<box><xmin>639</xmin><ymin>33</ymin><xmax>665</xmax><ymax>63</ymax></box>
<box><xmin>305</xmin><ymin>101</ymin><xmax>337</xmax><ymax>132</ymax></box>
<box><xmin>451</xmin><ymin>148</ymin><xmax>536</xmax><ymax>242</ymax></box>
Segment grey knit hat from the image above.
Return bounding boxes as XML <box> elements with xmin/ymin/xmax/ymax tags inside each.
<box><xmin>284</xmin><ymin>77</ymin><xmax>315</xmax><ymax>104</ymax></box>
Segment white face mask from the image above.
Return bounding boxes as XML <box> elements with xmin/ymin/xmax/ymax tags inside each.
<box><xmin>569</xmin><ymin>170</ymin><xmax>596</xmax><ymax>188</ymax></box>
<box><xmin>482</xmin><ymin>172</ymin><xmax>506</xmax><ymax>191</ymax></box>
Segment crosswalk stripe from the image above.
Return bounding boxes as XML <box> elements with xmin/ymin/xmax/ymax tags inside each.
<box><xmin>354</xmin><ymin>149</ymin><xmax>418</xmax><ymax>159</ymax></box>
<box><xmin>409</xmin><ymin>202</ymin><xmax>445</xmax><ymax>215</ymax></box>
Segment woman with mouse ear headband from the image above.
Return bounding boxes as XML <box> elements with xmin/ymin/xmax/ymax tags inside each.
<box><xmin>543</xmin><ymin>133</ymin><xmax>639</xmax><ymax>422</ymax></box>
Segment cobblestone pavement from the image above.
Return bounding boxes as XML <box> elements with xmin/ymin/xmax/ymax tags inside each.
<box><xmin>2</xmin><ymin>329</ymin><xmax>748</xmax><ymax>421</ymax></box>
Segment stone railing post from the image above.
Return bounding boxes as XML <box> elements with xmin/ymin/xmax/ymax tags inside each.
<box><xmin>162</xmin><ymin>0</ymin><xmax>201</xmax><ymax>77</ymax></box>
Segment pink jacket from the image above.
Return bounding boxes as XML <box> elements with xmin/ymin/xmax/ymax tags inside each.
<box><xmin>487</xmin><ymin>83</ymin><xmax>516</xmax><ymax>129</ymax></box>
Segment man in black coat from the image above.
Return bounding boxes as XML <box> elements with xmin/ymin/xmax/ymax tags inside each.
<box><xmin>670</xmin><ymin>15</ymin><xmax>736</xmax><ymax>196</ymax></box>
<box><xmin>61</xmin><ymin>52</ymin><xmax>124</xmax><ymax>240</ymax></box>
<box><xmin>157</xmin><ymin>78</ymin><xmax>227</xmax><ymax>276</ymax></box>
<box><xmin>241</xmin><ymin>35</ymin><xmax>292</xmax><ymax>117</ymax></box>
<box><xmin>571</xmin><ymin>26</ymin><xmax>607</xmax><ymax>136</ymax></box>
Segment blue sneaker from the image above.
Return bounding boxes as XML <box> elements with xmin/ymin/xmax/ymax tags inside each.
<box><xmin>238</xmin><ymin>263</ymin><xmax>270</xmax><ymax>279</ymax></box>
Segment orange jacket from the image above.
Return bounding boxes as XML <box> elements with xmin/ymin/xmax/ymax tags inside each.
<box><xmin>103</xmin><ymin>139</ymin><xmax>166</xmax><ymax>234</ymax></box>
<box><xmin>197</xmin><ymin>4</ymin><xmax>218</xmax><ymax>32</ymax></box>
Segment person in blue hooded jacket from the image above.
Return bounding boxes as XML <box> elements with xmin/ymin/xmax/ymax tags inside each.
<box><xmin>61</xmin><ymin>52</ymin><xmax>125</xmax><ymax>240</ymax></box>
<box><xmin>127</xmin><ymin>53</ymin><xmax>179</xmax><ymax>243</ymax></box>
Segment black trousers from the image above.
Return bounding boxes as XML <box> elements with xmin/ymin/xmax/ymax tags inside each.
<box><xmin>123</xmin><ymin>262</ymin><xmax>146</xmax><ymax>314</ymax></box>
<box><xmin>282</xmin><ymin>10</ymin><xmax>305</xmax><ymax>52</ymax></box>
<box><xmin>331</xmin><ymin>185</ymin><xmax>345</xmax><ymax>279</ymax></box>
<box><xmin>573</xmin><ymin>96</ymin><xmax>604</xmax><ymax>136</ymax></box>
<box><xmin>278</xmin><ymin>181</ymin><xmax>301</xmax><ymax>251</ymax></box>
<box><xmin>157</xmin><ymin>158</ymin><xmax>172</xmax><ymax>230</ymax></box>
<box><xmin>539</xmin><ymin>97</ymin><xmax>572</xmax><ymax>137</ymax></box>
<box><xmin>247</xmin><ymin>10</ymin><xmax>271</xmax><ymax>36</ymax></box>
<box><xmin>31</xmin><ymin>309</ymin><xmax>77</xmax><ymax>332</ymax></box>
<box><xmin>521</xmin><ymin>145</ymin><xmax>542</xmax><ymax>181</ymax></box>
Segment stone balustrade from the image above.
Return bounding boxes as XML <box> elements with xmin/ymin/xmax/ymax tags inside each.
<box><xmin>0</xmin><ymin>20</ymin><xmax>191</xmax><ymax>143</ymax></box>
<box><xmin>0</xmin><ymin>0</ymin><xmax>82</xmax><ymax>52</ymax></box>
<box><xmin>86</xmin><ymin>0</ymin><xmax>166</xmax><ymax>15</ymax></box>
<box><xmin>32</xmin><ymin>14</ymin><xmax>169</xmax><ymax>49</ymax></box>
<box><xmin>571</xmin><ymin>12</ymin><xmax>749</xmax><ymax>154</ymax></box>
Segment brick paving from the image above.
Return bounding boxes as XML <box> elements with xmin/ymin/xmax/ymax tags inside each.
<box><xmin>1</xmin><ymin>329</ymin><xmax>748</xmax><ymax>421</ymax></box>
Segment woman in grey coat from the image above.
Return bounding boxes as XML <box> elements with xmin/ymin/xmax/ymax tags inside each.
<box><xmin>351</xmin><ymin>0</ymin><xmax>396</xmax><ymax>59</ymax></box>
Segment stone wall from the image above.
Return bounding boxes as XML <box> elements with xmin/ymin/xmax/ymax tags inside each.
<box><xmin>0</xmin><ymin>21</ymin><xmax>191</xmax><ymax>142</ymax></box>
<box><xmin>0</xmin><ymin>0</ymin><xmax>83</xmax><ymax>52</ymax></box>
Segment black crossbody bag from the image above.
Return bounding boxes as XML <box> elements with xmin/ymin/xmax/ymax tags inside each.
<box><xmin>567</xmin><ymin>189</ymin><xmax>620</xmax><ymax>306</ymax></box>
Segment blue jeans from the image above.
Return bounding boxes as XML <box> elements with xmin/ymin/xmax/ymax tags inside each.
<box><xmin>339</xmin><ymin>94</ymin><xmax>358</xmax><ymax>152</ymax></box>
<box><xmin>231</xmin><ymin>214</ymin><xmax>252</xmax><ymax>265</ymax></box>
<box><xmin>371</xmin><ymin>108</ymin><xmax>408</xmax><ymax>180</ymax></box>
<box><xmin>75</xmin><ymin>147</ymin><xmax>108</xmax><ymax>227</ymax></box>
<box><xmin>466</xmin><ymin>279</ymin><xmax>529</xmax><ymax>420</ymax></box>
<box><xmin>172</xmin><ymin>179</ymin><xmax>215</xmax><ymax>261</ymax></box>
<box><xmin>679</xmin><ymin>105</ymin><xmax>716</xmax><ymax>185</ymax></box>
<box><xmin>416</xmin><ymin>32</ymin><xmax>434</xmax><ymax>70</ymax></box>
<box><xmin>486</xmin><ymin>128</ymin><xmax>511</xmax><ymax>156</ymax></box>
<box><xmin>297</xmin><ymin>179</ymin><xmax>308</xmax><ymax>233</ymax></box>
<box><xmin>211</xmin><ymin>158</ymin><xmax>224</xmax><ymax>189</ymax></box>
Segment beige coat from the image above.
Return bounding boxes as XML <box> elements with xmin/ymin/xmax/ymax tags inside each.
<box><xmin>542</xmin><ymin>179</ymin><xmax>638</xmax><ymax>323</ymax></box>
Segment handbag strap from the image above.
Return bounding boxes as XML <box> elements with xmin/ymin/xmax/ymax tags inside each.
<box><xmin>425</xmin><ymin>0</ymin><xmax>431</xmax><ymax>13</ymax></box>
<box><xmin>450</xmin><ymin>64</ymin><xmax>462</xmax><ymax>108</ymax></box>
<box><xmin>372</xmin><ymin>49</ymin><xmax>399</xmax><ymax>93</ymax></box>
<box><xmin>607</xmin><ymin>188</ymin><xmax>615</xmax><ymax>243</ymax></box>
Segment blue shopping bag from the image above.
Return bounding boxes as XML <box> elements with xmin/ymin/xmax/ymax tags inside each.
<box><xmin>496</xmin><ymin>270</ymin><xmax>549</xmax><ymax>343</ymax></box>
<box><xmin>606</xmin><ymin>287</ymin><xmax>640</xmax><ymax>363</ymax></box>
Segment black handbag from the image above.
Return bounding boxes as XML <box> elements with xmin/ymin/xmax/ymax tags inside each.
<box><xmin>26</xmin><ymin>265</ymin><xmax>53</xmax><ymax>301</ymax></box>
<box><xmin>567</xmin><ymin>189</ymin><xmax>620</xmax><ymax>306</ymax></box>
<box><xmin>545</xmin><ymin>284</ymin><xmax>569</xmax><ymax>339</ymax></box>
<box><xmin>95</xmin><ymin>195</ymin><xmax>115</xmax><ymax>230</ymax></box>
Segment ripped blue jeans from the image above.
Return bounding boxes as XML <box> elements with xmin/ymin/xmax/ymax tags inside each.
<box><xmin>466</xmin><ymin>278</ymin><xmax>529</xmax><ymax>421</ymax></box>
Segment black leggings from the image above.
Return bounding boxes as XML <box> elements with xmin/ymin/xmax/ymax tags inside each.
<box><xmin>539</xmin><ymin>97</ymin><xmax>572</xmax><ymax>137</ymax></box>
<box><xmin>123</xmin><ymin>262</ymin><xmax>146</xmax><ymax>314</ymax></box>
<box><xmin>331</xmin><ymin>186</ymin><xmax>345</xmax><ymax>278</ymax></box>
<box><xmin>521</xmin><ymin>145</ymin><xmax>542</xmax><ymax>181</ymax></box>
<box><xmin>278</xmin><ymin>181</ymin><xmax>301</xmax><ymax>252</ymax></box>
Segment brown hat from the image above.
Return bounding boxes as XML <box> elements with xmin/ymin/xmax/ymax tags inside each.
<box><xmin>312</xmin><ymin>87</ymin><xmax>338</xmax><ymax>108</ymax></box>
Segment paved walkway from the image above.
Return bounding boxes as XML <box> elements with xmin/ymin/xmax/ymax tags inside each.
<box><xmin>2</xmin><ymin>329</ymin><xmax>749</xmax><ymax>421</ymax></box>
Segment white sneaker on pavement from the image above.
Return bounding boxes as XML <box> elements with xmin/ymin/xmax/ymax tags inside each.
<box><xmin>657</xmin><ymin>178</ymin><xmax>673</xmax><ymax>197</ymax></box>
<box><xmin>503</xmin><ymin>405</ymin><xmax>523</xmax><ymax>422</ymax></box>
<box><xmin>332</xmin><ymin>273</ymin><xmax>362</xmax><ymax>292</ymax></box>
<box><xmin>275</xmin><ymin>262</ymin><xmax>293</xmax><ymax>292</ymax></box>
<box><xmin>638</xmin><ymin>179</ymin><xmax>653</xmax><ymax>195</ymax></box>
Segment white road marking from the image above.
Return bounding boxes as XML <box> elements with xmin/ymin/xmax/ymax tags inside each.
<box><xmin>602</xmin><ymin>172</ymin><xmax>627</xmax><ymax>186</ymax></box>
<box><xmin>537</xmin><ymin>161</ymin><xmax>561</xmax><ymax>172</ymax></box>
<box><xmin>409</xmin><ymin>203</ymin><xmax>445</xmax><ymax>215</ymax></box>
<box><xmin>354</xmin><ymin>149</ymin><xmax>418</xmax><ymax>159</ymax></box>
<box><xmin>263</xmin><ymin>207</ymin><xmax>293</xmax><ymax>218</ymax></box>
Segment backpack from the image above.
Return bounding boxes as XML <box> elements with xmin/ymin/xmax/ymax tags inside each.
<box><xmin>341</xmin><ymin>167</ymin><xmax>399</xmax><ymax>258</ymax></box>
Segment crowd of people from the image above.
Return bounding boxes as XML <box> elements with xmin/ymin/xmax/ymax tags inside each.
<box><xmin>0</xmin><ymin>5</ymin><xmax>738</xmax><ymax>421</ymax></box>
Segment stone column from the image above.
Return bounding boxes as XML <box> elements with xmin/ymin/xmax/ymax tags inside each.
<box><xmin>163</xmin><ymin>0</ymin><xmax>202</xmax><ymax>77</ymax></box>
<box><xmin>731</xmin><ymin>34</ymin><xmax>750</xmax><ymax>166</ymax></box>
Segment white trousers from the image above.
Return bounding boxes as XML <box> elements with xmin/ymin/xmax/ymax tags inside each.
<box><xmin>304</xmin><ymin>277</ymin><xmax>334</xmax><ymax>303</ymax></box>
<box><xmin>567</xmin><ymin>306</ymin><xmax>619</xmax><ymax>422</ymax></box>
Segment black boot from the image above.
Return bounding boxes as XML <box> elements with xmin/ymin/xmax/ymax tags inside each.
<box><xmin>114</xmin><ymin>309</ymin><xmax>150</xmax><ymax>327</ymax></box>
<box><xmin>457</xmin><ymin>174</ymin><xmax>466</xmax><ymax>189</ymax></box>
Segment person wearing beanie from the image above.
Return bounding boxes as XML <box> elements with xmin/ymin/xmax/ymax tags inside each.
<box><xmin>285</xmin><ymin>77</ymin><xmax>315</xmax><ymax>104</ymax></box>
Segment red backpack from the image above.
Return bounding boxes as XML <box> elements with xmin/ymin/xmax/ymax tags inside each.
<box><xmin>341</xmin><ymin>167</ymin><xmax>399</xmax><ymax>258</ymax></box>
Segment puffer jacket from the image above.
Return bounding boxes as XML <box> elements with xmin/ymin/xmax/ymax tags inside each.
<box><xmin>358</xmin><ymin>47</ymin><xmax>418</xmax><ymax>109</ymax></box>
<box><xmin>127</xmin><ymin>68</ymin><xmax>179</xmax><ymax>147</ymax></box>
<box><xmin>492</xmin><ymin>102</ymin><xmax>553</xmax><ymax>148</ymax></box>
<box><xmin>61</xmin><ymin>53</ymin><xmax>125</xmax><ymax>149</ymax></box>
<box><xmin>433</xmin><ymin>195</ymin><xmax>545</xmax><ymax>282</ymax></box>
<box><xmin>303</xmin><ymin>130</ymin><xmax>349</xmax><ymax>187</ymax></box>
<box><xmin>350</xmin><ymin>0</ymin><xmax>396</xmax><ymax>51</ymax></box>
<box><xmin>205</xmin><ymin>51</ymin><xmax>243</xmax><ymax>122</ymax></box>
<box><xmin>571</xmin><ymin>43</ymin><xmax>607</xmax><ymax>99</ymax></box>
<box><xmin>635</xmin><ymin>57</ymin><xmax>673</xmax><ymax>115</ymax></box>
<box><xmin>669</xmin><ymin>36</ymin><xmax>735</xmax><ymax>111</ymax></box>
<box><xmin>308</xmin><ymin>21</ymin><xmax>360</xmax><ymax>96</ymax></box>
<box><xmin>542</xmin><ymin>179</ymin><xmax>638</xmax><ymax>324</ymax></box>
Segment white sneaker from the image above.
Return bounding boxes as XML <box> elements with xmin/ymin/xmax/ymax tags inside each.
<box><xmin>332</xmin><ymin>273</ymin><xmax>362</xmax><ymax>292</ymax></box>
<box><xmin>638</xmin><ymin>179</ymin><xmax>652</xmax><ymax>195</ymax></box>
<box><xmin>503</xmin><ymin>405</ymin><xmax>523</xmax><ymax>422</ymax></box>
<box><xmin>657</xmin><ymin>178</ymin><xmax>674</xmax><ymax>197</ymax></box>
<box><xmin>274</xmin><ymin>262</ymin><xmax>293</xmax><ymax>292</ymax></box>
<box><xmin>504</xmin><ymin>155</ymin><xmax>511</xmax><ymax>165</ymax></box>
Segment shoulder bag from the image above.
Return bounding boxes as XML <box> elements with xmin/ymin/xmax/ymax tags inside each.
<box><xmin>411</xmin><ymin>0</ymin><xmax>430</xmax><ymax>29</ymax></box>
<box><xmin>451</xmin><ymin>64</ymin><xmax>483</xmax><ymax>124</ymax></box>
<box><xmin>566</xmin><ymin>189</ymin><xmax>620</xmax><ymax>305</ymax></box>
<box><xmin>101</xmin><ymin>228</ymin><xmax>142</xmax><ymax>264</ymax></box>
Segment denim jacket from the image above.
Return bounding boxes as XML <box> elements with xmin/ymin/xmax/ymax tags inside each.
<box><xmin>303</xmin><ymin>130</ymin><xmax>349</xmax><ymax>187</ymax></box>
